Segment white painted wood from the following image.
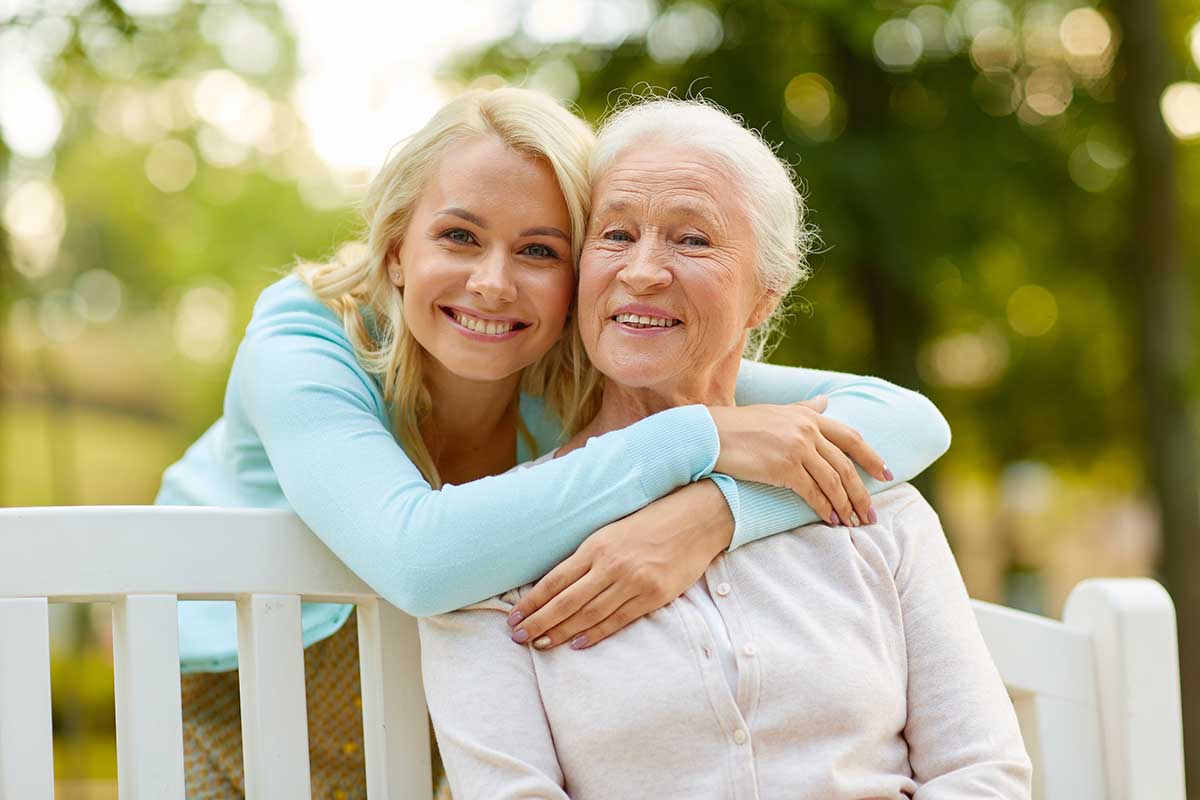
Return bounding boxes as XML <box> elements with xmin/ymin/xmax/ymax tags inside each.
<box><xmin>0</xmin><ymin>506</ymin><xmax>376</xmax><ymax>603</ymax></box>
<box><xmin>236</xmin><ymin>594</ymin><xmax>312</xmax><ymax>800</ymax></box>
<box><xmin>357</xmin><ymin>598</ymin><xmax>432</xmax><ymax>799</ymax></box>
<box><xmin>1063</xmin><ymin>579</ymin><xmax>1187</xmax><ymax>800</ymax></box>
<box><xmin>0</xmin><ymin>598</ymin><xmax>54</xmax><ymax>800</ymax></box>
<box><xmin>974</xmin><ymin>599</ymin><xmax>1109</xmax><ymax>797</ymax></box>
<box><xmin>0</xmin><ymin>506</ymin><xmax>1185</xmax><ymax>800</ymax></box>
<box><xmin>111</xmin><ymin>594</ymin><xmax>186</xmax><ymax>800</ymax></box>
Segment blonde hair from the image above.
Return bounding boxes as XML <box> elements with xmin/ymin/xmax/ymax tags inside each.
<box><xmin>297</xmin><ymin>88</ymin><xmax>602</xmax><ymax>487</ymax></box>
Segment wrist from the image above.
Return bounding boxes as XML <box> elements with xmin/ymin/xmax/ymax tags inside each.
<box><xmin>684</xmin><ymin>478</ymin><xmax>736</xmax><ymax>553</ymax></box>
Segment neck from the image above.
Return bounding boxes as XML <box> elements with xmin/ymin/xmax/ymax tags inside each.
<box><xmin>571</xmin><ymin>351</ymin><xmax>742</xmax><ymax>446</ymax></box>
<box><xmin>420</xmin><ymin>357</ymin><xmax>521</xmax><ymax>463</ymax></box>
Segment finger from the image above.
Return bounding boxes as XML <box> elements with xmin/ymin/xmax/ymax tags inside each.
<box><xmin>511</xmin><ymin>569</ymin><xmax>608</xmax><ymax>645</ymax></box>
<box><xmin>508</xmin><ymin>552</ymin><xmax>591</xmax><ymax>629</ymax></box>
<box><xmin>818</xmin><ymin>418</ymin><xmax>887</xmax><ymax>482</ymax></box>
<box><xmin>804</xmin><ymin>454</ymin><xmax>855</xmax><ymax>526</ymax></box>
<box><xmin>788</xmin><ymin>466</ymin><xmax>838</xmax><ymax>526</ymax></box>
<box><xmin>794</xmin><ymin>394</ymin><xmax>827</xmax><ymax>413</ymax></box>
<box><xmin>817</xmin><ymin>438</ymin><xmax>873</xmax><ymax>526</ymax></box>
<box><xmin>568</xmin><ymin>594</ymin><xmax>660</xmax><ymax>650</ymax></box>
<box><xmin>530</xmin><ymin>582</ymin><xmax>628</xmax><ymax>650</ymax></box>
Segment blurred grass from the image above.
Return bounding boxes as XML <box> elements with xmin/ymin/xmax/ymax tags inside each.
<box><xmin>1</xmin><ymin>400</ymin><xmax>188</xmax><ymax>506</ymax></box>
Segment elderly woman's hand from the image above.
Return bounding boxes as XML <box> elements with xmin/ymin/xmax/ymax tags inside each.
<box><xmin>708</xmin><ymin>397</ymin><xmax>891</xmax><ymax>527</ymax></box>
<box><xmin>506</xmin><ymin>480</ymin><xmax>733</xmax><ymax>651</ymax></box>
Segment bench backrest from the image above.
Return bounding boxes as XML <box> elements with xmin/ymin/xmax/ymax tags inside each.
<box><xmin>0</xmin><ymin>507</ymin><xmax>1187</xmax><ymax>799</ymax></box>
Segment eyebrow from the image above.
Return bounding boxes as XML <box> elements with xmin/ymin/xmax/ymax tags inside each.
<box><xmin>437</xmin><ymin>207</ymin><xmax>485</xmax><ymax>227</ymax></box>
<box><xmin>436</xmin><ymin>208</ymin><xmax>568</xmax><ymax>241</ymax></box>
<box><xmin>594</xmin><ymin>199</ymin><xmax>723</xmax><ymax>232</ymax></box>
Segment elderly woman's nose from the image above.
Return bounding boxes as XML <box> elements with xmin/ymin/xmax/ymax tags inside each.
<box><xmin>465</xmin><ymin>250</ymin><xmax>518</xmax><ymax>305</ymax></box>
<box><xmin>618</xmin><ymin>241</ymin><xmax>673</xmax><ymax>293</ymax></box>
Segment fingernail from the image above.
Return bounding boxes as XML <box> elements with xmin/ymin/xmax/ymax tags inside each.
<box><xmin>830</xmin><ymin>511</ymin><xmax>841</xmax><ymax>526</ymax></box>
<box><xmin>569</xmin><ymin>635</ymin><xmax>588</xmax><ymax>650</ymax></box>
<box><xmin>533</xmin><ymin>636</ymin><xmax>552</xmax><ymax>649</ymax></box>
<box><xmin>882</xmin><ymin>465</ymin><xmax>894</xmax><ymax>481</ymax></box>
<box><xmin>511</xmin><ymin>629</ymin><xmax>529</xmax><ymax>644</ymax></box>
<box><xmin>868</xmin><ymin>506</ymin><xmax>878</xmax><ymax>525</ymax></box>
<box><xmin>507</xmin><ymin>610</ymin><xmax>523</xmax><ymax>628</ymax></box>
<box><xmin>849</xmin><ymin>511</ymin><xmax>861</xmax><ymax>527</ymax></box>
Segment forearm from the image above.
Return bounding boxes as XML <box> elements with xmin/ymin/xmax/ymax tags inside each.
<box><xmin>726</xmin><ymin>360</ymin><xmax>951</xmax><ymax>549</ymax></box>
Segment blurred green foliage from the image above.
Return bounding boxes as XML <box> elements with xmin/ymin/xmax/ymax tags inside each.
<box><xmin>2</xmin><ymin>0</ymin><xmax>1198</xmax><ymax>789</ymax></box>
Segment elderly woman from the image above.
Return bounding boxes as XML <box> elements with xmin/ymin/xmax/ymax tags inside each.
<box><xmin>419</xmin><ymin>98</ymin><xmax>1032</xmax><ymax>800</ymax></box>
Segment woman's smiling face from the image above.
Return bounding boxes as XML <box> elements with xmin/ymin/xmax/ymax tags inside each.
<box><xmin>395</xmin><ymin>135</ymin><xmax>575</xmax><ymax>385</ymax></box>
<box><xmin>579</xmin><ymin>142</ymin><xmax>774</xmax><ymax>396</ymax></box>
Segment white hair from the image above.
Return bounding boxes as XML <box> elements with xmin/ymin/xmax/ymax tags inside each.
<box><xmin>590</xmin><ymin>95</ymin><xmax>817</xmax><ymax>360</ymax></box>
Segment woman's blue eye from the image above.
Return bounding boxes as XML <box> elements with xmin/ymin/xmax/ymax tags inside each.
<box><xmin>523</xmin><ymin>243</ymin><xmax>559</xmax><ymax>259</ymax></box>
<box><xmin>681</xmin><ymin>235</ymin><xmax>709</xmax><ymax>247</ymax></box>
<box><xmin>604</xmin><ymin>229</ymin><xmax>632</xmax><ymax>242</ymax></box>
<box><xmin>444</xmin><ymin>229</ymin><xmax>476</xmax><ymax>245</ymax></box>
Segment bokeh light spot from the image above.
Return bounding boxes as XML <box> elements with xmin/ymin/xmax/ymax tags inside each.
<box><xmin>646</xmin><ymin>2</ymin><xmax>723</xmax><ymax>64</ymax></box>
<box><xmin>175</xmin><ymin>284</ymin><xmax>234</xmax><ymax>363</ymax></box>
<box><xmin>1160</xmin><ymin>82</ymin><xmax>1200</xmax><ymax>141</ymax></box>
<box><xmin>145</xmin><ymin>139</ymin><xmax>197</xmax><ymax>192</ymax></box>
<box><xmin>873</xmin><ymin>18</ymin><xmax>924</xmax><ymax>72</ymax></box>
<box><xmin>1007</xmin><ymin>284</ymin><xmax>1058</xmax><ymax>337</ymax></box>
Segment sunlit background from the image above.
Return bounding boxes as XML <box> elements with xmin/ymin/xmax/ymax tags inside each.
<box><xmin>2</xmin><ymin>0</ymin><xmax>1199</xmax><ymax>796</ymax></box>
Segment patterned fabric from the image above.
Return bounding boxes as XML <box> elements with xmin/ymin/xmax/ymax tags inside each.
<box><xmin>181</xmin><ymin>610</ymin><xmax>451</xmax><ymax>799</ymax></box>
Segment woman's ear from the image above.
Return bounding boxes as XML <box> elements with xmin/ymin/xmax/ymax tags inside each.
<box><xmin>387</xmin><ymin>245</ymin><xmax>404</xmax><ymax>288</ymax></box>
<box><xmin>747</xmin><ymin>291</ymin><xmax>780</xmax><ymax>329</ymax></box>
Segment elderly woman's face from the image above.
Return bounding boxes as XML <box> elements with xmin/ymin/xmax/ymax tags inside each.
<box><xmin>579</xmin><ymin>143</ymin><xmax>773</xmax><ymax>393</ymax></box>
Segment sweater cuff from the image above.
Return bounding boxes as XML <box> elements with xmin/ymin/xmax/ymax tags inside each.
<box><xmin>624</xmin><ymin>404</ymin><xmax>720</xmax><ymax>501</ymax></box>
<box><xmin>706</xmin><ymin>473</ymin><xmax>741</xmax><ymax>550</ymax></box>
<box><xmin>727</xmin><ymin>481</ymin><xmax>821</xmax><ymax>550</ymax></box>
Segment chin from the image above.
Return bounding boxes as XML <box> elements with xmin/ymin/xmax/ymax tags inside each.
<box><xmin>597</xmin><ymin>353</ymin><xmax>674</xmax><ymax>389</ymax></box>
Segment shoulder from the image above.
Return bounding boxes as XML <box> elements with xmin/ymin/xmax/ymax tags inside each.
<box><xmin>245</xmin><ymin>273</ymin><xmax>345</xmax><ymax>338</ymax></box>
<box><xmin>229</xmin><ymin>274</ymin><xmax>385</xmax><ymax>414</ymax></box>
<box><xmin>857</xmin><ymin>483</ymin><xmax>948</xmax><ymax>574</ymax></box>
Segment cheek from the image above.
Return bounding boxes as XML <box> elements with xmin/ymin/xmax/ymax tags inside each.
<box><xmin>524</xmin><ymin>268</ymin><xmax>576</xmax><ymax>335</ymax></box>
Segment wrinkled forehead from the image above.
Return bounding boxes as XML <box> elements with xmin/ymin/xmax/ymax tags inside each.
<box><xmin>590</xmin><ymin>142</ymin><xmax>748</xmax><ymax>226</ymax></box>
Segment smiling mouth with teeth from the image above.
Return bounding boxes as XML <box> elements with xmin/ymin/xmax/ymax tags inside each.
<box><xmin>612</xmin><ymin>312</ymin><xmax>682</xmax><ymax>329</ymax></box>
<box><xmin>441</xmin><ymin>306</ymin><xmax>530</xmax><ymax>336</ymax></box>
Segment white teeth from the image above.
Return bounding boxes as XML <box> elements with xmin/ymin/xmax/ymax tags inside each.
<box><xmin>614</xmin><ymin>312</ymin><xmax>677</xmax><ymax>328</ymax></box>
<box><xmin>452</xmin><ymin>310</ymin><xmax>513</xmax><ymax>336</ymax></box>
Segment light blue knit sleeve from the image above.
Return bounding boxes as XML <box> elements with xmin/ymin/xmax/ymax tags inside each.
<box><xmin>233</xmin><ymin>299</ymin><xmax>719</xmax><ymax>617</ymax></box>
<box><xmin>724</xmin><ymin>359</ymin><xmax>952</xmax><ymax>549</ymax></box>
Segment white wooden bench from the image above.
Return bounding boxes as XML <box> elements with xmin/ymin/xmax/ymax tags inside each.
<box><xmin>0</xmin><ymin>506</ymin><xmax>1187</xmax><ymax>799</ymax></box>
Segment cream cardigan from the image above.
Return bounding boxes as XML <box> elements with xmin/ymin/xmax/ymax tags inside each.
<box><xmin>419</xmin><ymin>483</ymin><xmax>1032</xmax><ymax>799</ymax></box>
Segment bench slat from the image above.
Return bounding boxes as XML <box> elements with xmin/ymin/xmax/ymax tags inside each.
<box><xmin>357</xmin><ymin>599</ymin><xmax>432</xmax><ymax>799</ymax></box>
<box><xmin>0</xmin><ymin>598</ymin><xmax>55</xmax><ymax>800</ymax></box>
<box><xmin>237</xmin><ymin>594</ymin><xmax>311</xmax><ymax>799</ymax></box>
<box><xmin>112</xmin><ymin>594</ymin><xmax>186</xmax><ymax>799</ymax></box>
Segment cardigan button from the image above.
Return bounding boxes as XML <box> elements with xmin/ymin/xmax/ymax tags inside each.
<box><xmin>733</xmin><ymin>729</ymin><xmax>748</xmax><ymax>745</ymax></box>
<box><xmin>743</xmin><ymin>643</ymin><xmax>757</xmax><ymax>656</ymax></box>
<box><xmin>715</xmin><ymin>582</ymin><xmax>731</xmax><ymax>597</ymax></box>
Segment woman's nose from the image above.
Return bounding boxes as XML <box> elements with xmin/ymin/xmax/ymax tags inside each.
<box><xmin>465</xmin><ymin>250</ymin><xmax>518</xmax><ymax>305</ymax></box>
<box><xmin>618</xmin><ymin>240</ymin><xmax>673</xmax><ymax>294</ymax></box>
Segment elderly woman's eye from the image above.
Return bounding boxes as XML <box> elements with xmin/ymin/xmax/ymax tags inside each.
<box><xmin>603</xmin><ymin>229</ymin><xmax>633</xmax><ymax>242</ymax></box>
<box><xmin>442</xmin><ymin>228</ymin><xmax>476</xmax><ymax>245</ymax></box>
<box><xmin>522</xmin><ymin>243</ymin><xmax>560</xmax><ymax>259</ymax></box>
<box><xmin>681</xmin><ymin>234</ymin><xmax>709</xmax><ymax>247</ymax></box>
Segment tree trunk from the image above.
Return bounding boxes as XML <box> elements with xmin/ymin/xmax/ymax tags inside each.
<box><xmin>1110</xmin><ymin>0</ymin><xmax>1199</xmax><ymax>792</ymax></box>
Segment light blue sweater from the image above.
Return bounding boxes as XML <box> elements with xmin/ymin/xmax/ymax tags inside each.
<box><xmin>158</xmin><ymin>275</ymin><xmax>951</xmax><ymax>672</ymax></box>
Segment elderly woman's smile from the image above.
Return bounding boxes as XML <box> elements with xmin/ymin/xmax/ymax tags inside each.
<box><xmin>579</xmin><ymin>143</ymin><xmax>775</xmax><ymax>403</ymax></box>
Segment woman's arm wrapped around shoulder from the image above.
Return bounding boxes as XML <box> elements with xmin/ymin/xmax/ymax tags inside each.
<box><xmin>724</xmin><ymin>359</ymin><xmax>953</xmax><ymax>548</ymax></box>
<box><xmin>233</xmin><ymin>301</ymin><xmax>721</xmax><ymax>616</ymax></box>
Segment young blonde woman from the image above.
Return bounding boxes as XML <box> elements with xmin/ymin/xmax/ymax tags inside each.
<box><xmin>158</xmin><ymin>87</ymin><xmax>951</xmax><ymax>798</ymax></box>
